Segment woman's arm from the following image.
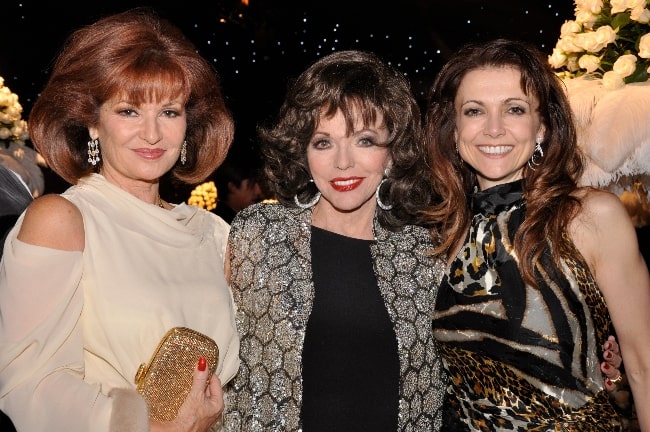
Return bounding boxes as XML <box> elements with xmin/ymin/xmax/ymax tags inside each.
<box><xmin>1</xmin><ymin>196</ymin><xmax>91</xmax><ymax>430</ymax></box>
<box><xmin>572</xmin><ymin>189</ymin><xmax>650</xmax><ymax>431</ymax></box>
<box><xmin>1</xmin><ymin>195</ymin><xmax>147</xmax><ymax>432</ymax></box>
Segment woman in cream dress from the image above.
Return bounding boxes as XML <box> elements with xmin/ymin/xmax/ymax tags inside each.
<box><xmin>0</xmin><ymin>9</ymin><xmax>239</xmax><ymax>432</ymax></box>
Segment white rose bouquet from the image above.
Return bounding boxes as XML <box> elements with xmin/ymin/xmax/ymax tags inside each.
<box><xmin>0</xmin><ymin>77</ymin><xmax>29</xmax><ymax>145</ymax></box>
<box><xmin>0</xmin><ymin>76</ymin><xmax>45</xmax><ymax>197</ymax></box>
<box><xmin>550</xmin><ymin>0</ymin><xmax>650</xmax><ymax>90</ymax></box>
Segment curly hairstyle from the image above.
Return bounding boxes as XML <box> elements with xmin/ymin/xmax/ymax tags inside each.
<box><xmin>423</xmin><ymin>38</ymin><xmax>584</xmax><ymax>286</ymax></box>
<box><xmin>259</xmin><ymin>49</ymin><xmax>433</xmax><ymax>230</ymax></box>
<box><xmin>28</xmin><ymin>7</ymin><xmax>233</xmax><ymax>185</ymax></box>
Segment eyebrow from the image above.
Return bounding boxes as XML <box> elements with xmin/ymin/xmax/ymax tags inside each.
<box><xmin>460</xmin><ymin>97</ymin><xmax>531</xmax><ymax>107</ymax></box>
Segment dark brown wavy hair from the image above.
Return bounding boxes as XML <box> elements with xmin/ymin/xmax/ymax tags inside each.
<box><xmin>423</xmin><ymin>38</ymin><xmax>583</xmax><ymax>286</ymax></box>
<box><xmin>28</xmin><ymin>7</ymin><xmax>233</xmax><ymax>185</ymax></box>
<box><xmin>259</xmin><ymin>49</ymin><xmax>433</xmax><ymax>230</ymax></box>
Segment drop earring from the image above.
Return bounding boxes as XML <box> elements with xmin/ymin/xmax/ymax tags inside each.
<box><xmin>87</xmin><ymin>138</ymin><xmax>100</xmax><ymax>166</ymax></box>
<box><xmin>528</xmin><ymin>138</ymin><xmax>544</xmax><ymax>169</ymax></box>
<box><xmin>180</xmin><ymin>140</ymin><xmax>187</xmax><ymax>165</ymax></box>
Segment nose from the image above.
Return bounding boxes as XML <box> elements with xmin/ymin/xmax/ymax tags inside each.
<box><xmin>141</xmin><ymin>115</ymin><xmax>162</xmax><ymax>145</ymax></box>
<box><xmin>484</xmin><ymin>112</ymin><xmax>505</xmax><ymax>137</ymax></box>
<box><xmin>335</xmin><ymin>145</ymin><xmax>353</xmax><ymax>170</ymax></box>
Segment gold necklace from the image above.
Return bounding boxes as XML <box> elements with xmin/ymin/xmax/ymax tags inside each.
<box><xmin>157</xmin><ymin>196</ymin><xmax>165</xmax><ymax>209</ymax></box>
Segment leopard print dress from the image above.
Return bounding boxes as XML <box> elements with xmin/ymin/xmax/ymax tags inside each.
<box><xmin>433</xmin><ymin>180</ymin><xmax>622</xmax><ymax>432</ymax></box>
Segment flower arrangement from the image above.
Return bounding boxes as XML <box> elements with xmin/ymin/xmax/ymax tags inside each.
<box><xmin>188</xmin><ymin>181</ymin><xmax>218</xmax><ymax>211</ymax></box>
<box><xmin>0</xmin><ymin>76</ymin><xmax>46</xmax><ymax>197</ymax></box>
<box><xmin>0</xmin><ymin>76</ymin><xmax>29</xmax><ymax>145</ymax></box>
<box><xmin>549</xmin><ymin>0</ymin><xmax>650</xmax><ymax>90</ymax></box>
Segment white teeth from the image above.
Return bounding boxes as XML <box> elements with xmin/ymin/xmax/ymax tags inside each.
<box><xmin>333</xmin><ymin>179</ymin><xmax>358</xmax><ymax>186</ymax></box>
<box><xmin>478</xmin><ymin>145</ymin><xmax>512</xmax><ymax>155</ymax></box>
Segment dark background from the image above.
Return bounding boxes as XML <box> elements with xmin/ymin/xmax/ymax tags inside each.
<box><xmin>1</xmin><ymin>0</ymin><xmax>574</xmax><ymax>197</ymax></box>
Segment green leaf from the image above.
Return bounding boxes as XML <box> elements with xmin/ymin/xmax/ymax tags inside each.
<box><xmin>624</xmin><ymin>61</ymin><xmax>649</xmax><ymax>83</ymax></box>
<box><xmin>611</xmin><ymin>12</ymin><xmax>631</xmax><ymax>30</ymax></box>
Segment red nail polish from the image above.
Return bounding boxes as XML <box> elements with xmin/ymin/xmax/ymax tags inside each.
<box><xmin>198</xmin><ymin>357</ymin><xmax>207</xmax><ymax>372</ymax></box>
<box><xmin>603</xmin><ymin>363</ymin><xmax>610</xmax><ymax>370</ymax></box>
<box><xmin>605</xmin><ymin>351</ymin><xmax>612</xmax><ymax>360</ymax></box>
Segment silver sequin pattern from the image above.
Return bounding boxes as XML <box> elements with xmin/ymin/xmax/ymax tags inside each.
<box><xmin>223</xmin><ymin>203</ymin><xmax>446</xmax><ymax>431</ymax></box>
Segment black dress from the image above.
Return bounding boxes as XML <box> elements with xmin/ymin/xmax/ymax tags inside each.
<box><xmin>300</xmin><ymin>226</ymin><xmax>400</xmax><ymax>431</ymax></box>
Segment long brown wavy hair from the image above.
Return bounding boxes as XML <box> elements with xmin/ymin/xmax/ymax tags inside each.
<box><xmin>423</xmin><ymin>38</ymin><xmax>584</xmax><ymax>286</ymax></box>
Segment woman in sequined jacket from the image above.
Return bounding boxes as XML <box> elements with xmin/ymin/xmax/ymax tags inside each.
<box><xmin>223</xmin><ymin>50</ymin><xmax>447</xmax><ymax>431</ymax></box>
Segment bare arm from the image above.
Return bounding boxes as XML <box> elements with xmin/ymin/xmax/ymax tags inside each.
<box><xmin>571</xmin><ymin>189</ymin><xmax>650</xmax><ymax>431</ymax></box>
<box><xmin>17</xmin><ymin>194</ymin><xmax>85</xmax><ymax>251</ymax></box>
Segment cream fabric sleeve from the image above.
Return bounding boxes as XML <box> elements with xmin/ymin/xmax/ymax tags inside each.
<box><xmin>207</xmin><ymin>211</ymin><xmax>240</xmax><ymax>386</ymax></box>
<box><xmin>0</xmin><ymin>232</ymin><xmax>147</xmax><ymax>432</ymax></box>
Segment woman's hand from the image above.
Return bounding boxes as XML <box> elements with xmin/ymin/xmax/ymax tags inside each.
<box><xmin>601</xmin><ymin>335</ymin><xmax>624</xmax><ymax>391</ymax></box>
<box><xmin>151</xmin><ymin>357</ymin><xmax>224</xmax><ymax>432</ymax></box>
<box><xmin>601</xmin><ymin>335</ymin><xmax>637</xmax><ymax>427</ymax></box>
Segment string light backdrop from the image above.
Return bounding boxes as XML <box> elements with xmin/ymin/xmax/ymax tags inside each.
<box><xmin>2</xmin><ymin>0</ymin><xmax>573</xmax><ymax>194</ymax></box>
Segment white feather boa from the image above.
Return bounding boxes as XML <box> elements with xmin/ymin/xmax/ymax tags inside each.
<box><xmin>563</xmin><ymin>76</ymin><xmax>650</xmax><ymax>196</ymax></box>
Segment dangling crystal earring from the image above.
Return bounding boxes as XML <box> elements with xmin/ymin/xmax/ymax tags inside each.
<box><xmin>376</xmin><ymin>167</ymin><xmax>393</xmax><ymax>211</ymax></box>
<box><xmin>455</xmin><ymin>142</ymin><xmax>465</xmax><ymax>164</ymax></box>
<box><xmin>87</xmin><ymin>138</ymin><xmax>100</xmax><ymax>166</ymax></box>
<box><xmin>294</xmin><ymin>179</ymin><xmax>321</xmax><ymax>209</ymax></box>
<box><xmin>180</xmin><ymin>140</ymin><xmax>187</xmax><ymax>165</ymax></box>
<box><xmin>528</xmin><ymin>138</ymin><xmax>544</xmax><ymax>170</ymax></box>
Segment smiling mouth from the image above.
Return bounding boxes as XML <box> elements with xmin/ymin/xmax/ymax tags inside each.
<box><xmin>478</xmin><ymin>145</ymin><xmax>513</xmax><ymax>155</ymax></box>
<box><xmin>330</xmin><ymin>178</ymin><xmax>363</xmax><ymax>192</ymax></box>
<box><xmin>134</xmin><ymin>148</ymin><xmax>165</xmax><ymax>159</ymax></box>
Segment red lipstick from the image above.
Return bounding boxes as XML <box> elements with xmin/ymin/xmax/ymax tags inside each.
<box><xmin>330</xmin><ymin>177</ymin><xmax>363</xmax><ymax>192</ymax></box>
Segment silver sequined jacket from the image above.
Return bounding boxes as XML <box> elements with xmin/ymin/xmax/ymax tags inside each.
<box><xmin>223</xmin><ymin>202</ymin><xmax>446</xmax><ymax>432</ymax></box>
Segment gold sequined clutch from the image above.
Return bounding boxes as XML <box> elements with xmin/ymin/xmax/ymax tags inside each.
<box><xmin>134</xmin><ymin>327</ymin><xmax>219</xmax><ymax>422</ymax></box>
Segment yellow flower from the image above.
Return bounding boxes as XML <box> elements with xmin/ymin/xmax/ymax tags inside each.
<box><xmin>187</xmin><ymin>181</ymin><xmax>218</xmax><ymax>211</ymax></box>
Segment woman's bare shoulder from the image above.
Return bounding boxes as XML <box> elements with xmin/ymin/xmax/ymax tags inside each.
<box><xmin>17</xmin><ymin>194</ymin><xmax>85</xmax><ymax>251</ymax></box>
<box><xmin>570</xmin><ymin>187</ymin><xmax>636</xmax><ymax>267</ymax></box>
<box><xmin>574</xmin><ymin>187</ymin><xmax>628</xmax><ymax>223</ymax></box>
